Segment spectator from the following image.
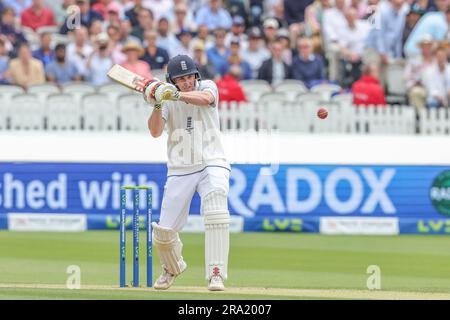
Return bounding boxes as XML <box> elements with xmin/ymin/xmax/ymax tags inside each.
<box><xmin>92</xmin><ymin>0</ymin><xmax>114</xmax><ymax>19</ymax></box>
<box><xmin>223</xmin><ymin>39</ymin><xmax>252</xmax><ymax>80</ymax></box>
<box><xmin>216</xmin><ymin>64</ymin><xmax>247</xmax><ymax>102</ymax></box>
<box><xmin>276</xmin><ymin>28</ymin><xmax>293</xmax><ymax>65</ymax></box>
<box><xmin>192</xmin><ymin>23</ymin><xmax>214</xmax><ymax>50</ymax></box>
<box><xmin>107</xmin><ymin>25</ymin><xmax>127</xmax><ymax>64</ymax></box>
<box><xmin>143</xmin><ymin>0</ymin><xmax>173</xmax><ymax>23</ymax></box>
<box><xmin>89</xmin><ymin>20</ymin><xmax>104</xmax><ymax>43</ymax></box>
<box><xmin>195</xmin><ymin>0</ymin><xmax>232</xmax><ymax>30</ymax></box>
<box><xmin>120</xmin><ymin>40</ymin><xmax>152</xmax><ymax>79</ymax></box>
<box><xmin>258</xmin><ymin>40</ymin><xmax>292</xmax><ymax>86</ymax></box>
<box><xmin>284</xmin><ymin>0</ymin><xmax>314</xmax><ymax>26</ymax></box>
<box><xmin>104</xmin><ymin>2</ymin><xmax>122</xmax><ymax>28</ymax></box>
<box><xmin>292</xmin><ymin>37</ymin><xmax>325</xmax><ymax>88</ymax></box>
<box><xmin>141</xmin><ymin>30</ymin><xmax>170</xmax><ymax>70</ymax></box>
<box><xmin>225</xmin><ymin>16</ymin><xmax>248</xmax><ymax>50</ymax></box>
<box><xmin>322</xmin><ymin>0</ymin><xmax>348</xmax><ymax>81</ymax></box>
<box><xmin>338</xmin><ymin>8</ymin><xmax>371</xmax><ymax>88</ymax></box>
<box><xmin>350</xmin><ymin>0</ymin><xmax>368</xmax><ymax>19</ymax></box>
<box><xmin>192</xmin><ymin>39</ymin><xmax>216</xmax><ymax>80</ymax></box>
<box><xmin>45</xmin><ymin>43</ymin><xmax>81</xmax><ymax>85</ymax></box>
<box><xmin>21</xmin><ymin>0</ymin><xmax>55</xmax><ymax>32</ymax></box>
<box><xmin>305</xmin><ymin>0</ymin><xmax>332</xmax><ymax>54</ymax></box>
<box><xmin>60</xmin><ymin>0</ymin><xmax>103</xmax><ymax>34</ymax></box>
<box><xmin>242</xmin><ymin>27</ymin><xmax>271</xmax><ymax>79</ymax></box>
<box><xmin>207</xmin><ymin>28</ymin><xmax>230</xmax><ymax>77</ymax></box>
<box><xmin>0</xmin><ymin>6</ymin><xmax>27</xmax><ymax>55</ymax></box>
<box><xmin>272</xmin><ymin>0</ymin><xmax>289</xmax><ymax>29</ymax></box>
<box><xmin>3</xmin><ymin>0</ymin><xmax>31</xmax><ymax>17</ymax></box>
<box><xmin>156</xmin><ymin>17</ymin><xmax>180</xmax><ymax>53</ymax></box>
<box><xmin>404</xmin><ymin>34</ymin><xmax>435</xmax><ymax>111</ymax></box>
<box><xmin>85</xmin><ymin>33</ymin><xmax>113</xmax><ymax>85</ymax></box>
<box><xmin>170</xmin><ymin>2</ymin><xmax>197</xmax><ymax>34</ymax></box>
<box><xmin>404</xmin><ymin>0</ymin><xmax>449</xmax><ymax>57</ymax></box>
<box><xmin>402</xmin><ymin>3</ymin><xmax>426</xmax><ymax>56</ymax></box>
<box><xmin>9</xmin><ymin>43</ymin><xmax>45</xmax><ymax>88</ymax></box>
<box><xmin>125</xmin><ymin>0</ymin><xmax>145</xmax><ymax>27</ymax></box>
<box><xmin>170</xmin><ymin>29</ymin><xmax>192</xmax><ymax>58</ymax></box>
<box><xmin>32</xmin><ymin>31</ymin><xmax>55</xmax><ymax>67</ymax></box>
<box><xmin>352</xmin><ymin>64</ymin><xmax>386</xmax><ymax>106</ymax></box>
<box><xmin>364</xmin><ymin>0</ymin><xmax>409</xmax><ymax>83</ymax></box>
<box><xmin>66</xmin><ymin>26</ymin><xmax>93</xmax><ymax>79</ymax></box>
<box><xmin>119</xmin><ymin>19</ymin><xmax>142</xmax><ymax>45</ymax></box>
<box><xmin>52</xmin><ymin>0</ymin><xmax>75</xmax><ymax>26</ymax></box>
<box><xmin>0</xmin><ymin>37</ymin><xmax>9</xmax><ymax>84</ymax></box>
<box><xmin>131</xmin><ymin>8</ymin><xmax>154</xmax><ymax>41</ymax></box>
<box><xmin>262</xmin><ymin>18</ymin><xmax>279</xmax><ymax>45</ymax></box>
<box><xmin>422</xmin><ymin>45</ymin><xmax>450</xmax><ymax>108</ymax></box>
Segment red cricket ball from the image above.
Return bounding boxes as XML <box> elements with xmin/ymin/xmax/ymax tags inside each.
<box><xmin>317</xmin><ymin>108</ymin><xmax>328</xmax><ymax>119</ymax></box>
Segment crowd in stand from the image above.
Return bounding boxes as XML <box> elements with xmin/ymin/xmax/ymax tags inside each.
<box><xmin>0</xmin><ymin>0</ymin><xmax>448</xmax><ymax>109</ymax></box>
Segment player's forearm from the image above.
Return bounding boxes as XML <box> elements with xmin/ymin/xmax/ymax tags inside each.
<box><xmin>179</xmin><ymin>91</ymin><xmax>214</xmax><ymax>106</ymax></box>
<box><xmin>148</xmin><ymin>109</ymin><xmax>164</xmax><ymax>137</ymax></box>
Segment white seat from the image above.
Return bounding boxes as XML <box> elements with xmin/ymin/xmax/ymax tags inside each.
<box><xmin>118</xmin><ymin>94</ymin><xmax>151</xmax><ymax>132</ymax></box>
<box><xmin>0</xmin><ymin>85</ymin><xmax>25</xmax><ymax>99</ymax></box>
<box><xmin>46</xmin><ymin>93</ymin><xmax>80</xmax><ymax>131</ymax></box>
<box><xmin>28</xmin><ymin>83</ymin><xmax>60</xmax><ymax>104</ymax></box>
<box><xmin>310</xmin><ymin>83</ymin><xmax>342</xmax><ymax>101</ymax></box>
<box><xmin>61</xmin><ymin>82</ymin><xmax>96</xmax><ymax>107</ymax></box>
<box><xmin>9</xmin><ymin>94</ymin><xmax>45</xmax><ymax>131</ymax></box>
<box><xmin>97</xmin><ymin>83</ymin><xmax>134</xmax><ymax>102</ymax></box>
<box><xmin>332</xmin><ymin>93</ymin><xmax>354</xmax><ymax>108</ymax></box>
<box><xmin>259</xmin><ymin>92</ymin><xmax>286</xmax><ymax>103</ymax></box>
<box><xmin>151</xmin><ymin>68</ymin><xmax>166</xmax><ymax>81</ymax></box>
<box><xmin>240</xmin><ymin>80</ymin><xmax>272</xmax><ymax>102</ymax></box>
<box><xmin>82</xmin><ymin>93</ymin><xmax>118</xmax><ymax>131</ymax></box>
<box><xmin>274</xmin><ymin>80</ymin><xmax>308</xmax><ymax>101</ymax></box>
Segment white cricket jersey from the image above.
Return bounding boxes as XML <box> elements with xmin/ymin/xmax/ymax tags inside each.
<box><xmin>161</xmin><ymin>80</ymin><xmax>230</xmax><ymax>176</ymax></box>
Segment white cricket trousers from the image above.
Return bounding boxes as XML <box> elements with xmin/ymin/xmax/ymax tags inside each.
<box><xmin>159</xmin><ymin>166</ymin><xmax>230</xmax><ymax>231</ymax></box>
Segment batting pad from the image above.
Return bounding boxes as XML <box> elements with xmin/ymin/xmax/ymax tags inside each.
<box><xmin>202</xmin><ymin>191</ymin><xmax>230</xmax><ymax>280</ymax></box>
<box><xmin>152</xmin><ymin>222</ymin><xmax>186</xmax><ymax>275</ymax></box>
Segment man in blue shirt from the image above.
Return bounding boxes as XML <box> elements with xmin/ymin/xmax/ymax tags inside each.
<box><xmin>292</xmin><ymin>37</ymin><xmax>325</xmax><ymax>88</ymax></box>
<box><xmin>45</xmin><ymin>44</ymin><xmax>81</xmax><ymax>85</ymax></box>
<box><xmin>32</xmin><ymin>32</ymin><xmax>54</xmax><ymax>67</ymax></box>
<box><xmin>195</xmin><ymin>0</ymin><xmax>232</xmax><ymax>30</ymax></box>
<box><xmin>207</xmin><ymin>28</ymin><xmax>231</xmax><ymax>77</ymax></box>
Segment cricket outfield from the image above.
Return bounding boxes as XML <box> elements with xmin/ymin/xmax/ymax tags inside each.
<box><xmin>0</xmin><ymin>231</ymin><xmax>449</xmax><ymax>300</ymax></box>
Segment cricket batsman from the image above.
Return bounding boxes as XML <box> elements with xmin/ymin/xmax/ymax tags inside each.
<box><xmin>142</xmin><ymin>55</ymin><xmax>230</xmax><ymax>291</ymax></box>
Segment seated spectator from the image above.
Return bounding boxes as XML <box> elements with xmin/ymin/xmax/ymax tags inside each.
<box><xmin>103</xmin><ymin>2</ymin><xmax>122</xmax><ymax>28</ymax></box>
<box><xmin>144</xmin><ymin>0</ymin><xmax>173</xmax><ymax>23</ymax></box>
<box><xmin>125</xmin><ymin>0</ymin><xmax>145</xmax><ymax>27</ymax></box>
<box><xmin>352</xmin><ymin>64</ymin><xmax>386</xmax><ymax>106</ymax></box>
<box><xmin>422</xmin><ymin>45</ymin><xmax>450</xmax><ymax>108</ymax></box>
<box><xmin>404</xmin><ymin>34</ymin><xmax>435</xmax><ymax>111</ymax></box>
<box><xmin>66</xmin><ymin>26</ymin><xmax>93</xmax><ymax>80</ymax></box>
<box><xmin>85</xmin><ymin>33</ymin><xmax>113</xmax><ymax>86</ymax></box>
<box><xmin>21</xmin><ymin>0</ymin><xmax>55</xmax><ymax>32</ymax></box>
<box><xmin>60</xmin><ymin>0</ymin><xmax>103</xmax><ymax>34</ymax></box>
<box><xmin>192</xmin><ymin>24</ymin><xmax>214</xmax><ymax>50</ymax></box>
<box><xmin>216</xmin><ymin>64</ymin><xmax>247</xmax><ymax>103</ymax></box>
<box><xmin>141</xmin><ymin>30</ymin><xmax>170</xmax><ymax>70</ymax></box>
<box><xmin>225</xmin><ymin>16</ymin><xmax>248</xmax><ymax>50</ymax></box>
<box><xmin>0</xmin><ymin>37</ymin><xmax>9</xmax><ymax>84</ymax></box>
<box><xmin>338</xmin><ymin>8</ymin><xmax>371</xmax><ymax>88</ymax></box>
<box><xmin>192</xmin><ymin>40</ymin><xmax>217</xmax><ymax>80</ymax></box>
<box><xmin>207</xmin><ymin>28</ymin><xmax>230</xmax><ymax>77</ymax></box>
<box><xmin>402</xmin><ymin>3</ymin><xmax>426</xmax><ymax>56</ymax></box>
<box><xmin>89</xmin><ymin>20</ymin><xmax>104</xmax><ymax>43</ymax></box>
<box><xmin>223</xmin><ymin>40</ymin><xmax>252</xmax><ymax>80</ymax></box>
<box><xmin>241</xmin><ymin>27</ymin><xmax>270</xmax><ymax>79</ymax></box>
<box><xmin>32</xmin><ymin>31</ymin><xmax>54</xmax><ymax>67</ymax></box>
<box><xmin>45</xmin><ymin>43</ymin><xmax>81</xmax><ymax>85</ymax></box>
<box><xmin>131</xmin><ymin>8</ymin><xmax>154</xmax><ymax>42</ymax></box>
<box><xmin>156</xmin><ymin>17</ymin><xmax>180</xmax><ymax>54</ymax></box>
<box><xmin>120</xmin><ymin>40</ymin><xmax>152</xmax><ymax>79</ymax></box>
<box><xmin>107</xmin><ymin>24</ymin><xmax>127</xmax><ymax>64</ymax></box>
<box><xmin>170</xmin><ymin>29</ymin><xmax>193</xmax><ymax>58</ymax></box>
<box><xmin>276</xmin><ymin>29</ymin><xmax>293</xmax><ymax>65</ymax></box>
<box><xmin>92</xmin><ymin>0</ymin><xmax>114</xmax><ymax>19</ymax></box>
<box><xmin>258</xmin><ymin>40</ymin><xmax>292</xmax><ymax>86</ymax></box>
<box><xmin>292</xmin><ymin>37</ymin><xmax>325</xmax><ymax>88</ymax></box>
<box><xmin>0</xmin><ymin>6</ymin><xmax>27</xmax><ymax>55</ymax></box>
<box><xmin>350</xmin><ymin>0</ymin><xmax>368</xmax><ymax>18</ymax></box>
<box><xmin>271</xmin><ymin>0</ymin><xmax>289</xmax><ymax>30</ymax></box>
<box><xmin>9</xmin><ymin>43</ymin><xmax>45</xmax><ymax>88</ymax></box>
<box><xmin>170</xmin><ymin>2</ymin><xmax>197</xmax><ymax>35</ymax></box>
<box><xmin>262</xmin><ymin>18</ymin><xmax>279</xmax><ymax>46</ymax></box>
<box><xmin>2</xmin><ymin>0</ymin><xmax>31</xmax><ymax>17</ymax></box>
<box><xmin>119</xmin><ymin>19</ymin><xmax>142</xmax><ymax>45</ymax></box>
<box><xmin>195</xmin><ymin>0</ymin><xmax>232</xmax><ymax>30</ymax></box>
<box><xmin>404</xmin><ymin>1</ymin><xmax>449</xmax><ymax>57</ymax></box>
<box><xmin>305</xmin><ymin>0</ymin><xmax>331</xmax><ymax>54</ymax></box>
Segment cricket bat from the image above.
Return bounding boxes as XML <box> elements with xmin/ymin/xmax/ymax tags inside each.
<box><xmin>107</xmin><ymin>64</ymin><xmax>149</xmax><ymax>92</ymax></box>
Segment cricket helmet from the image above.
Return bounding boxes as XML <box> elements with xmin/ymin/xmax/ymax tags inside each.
<box><xmin>166</xmin><ymin>54</ymin><xmax>201</xmax><ymax>84</ymax></box>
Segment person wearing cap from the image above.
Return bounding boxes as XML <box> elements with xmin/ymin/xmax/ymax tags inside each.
<box><xmin>262</xmin><ymin>18</ymin><xmax>279</xmax><ymax>45</ymax></box>
<box><xmin>225</xmin><ymin>15</ymin><xmax>248</xmax><ymax>50</ymax></box>
<box><xmin>404</xmin><ymin>34</ymin><xmax>436</xmax><ymax>111</ymax></box>
<box><xmin>141</xmin><ymin>29</ymin><xmax>170</xmax><ymax>70</ymax></box>
<box><xmin>169</xmin><ymin>28</ymin><xmax>192</xmax><ymax>58</ymax></box>
<box><xmin>422</xmin><ymin>44</ymin><xmax>450</xmax><ymax>108</ymax></box>
<box><xmin>223</xmin><ymin>39</ymin><xmax>252</xmax><ymax>80</ymax></box>
<box><xmin>85</xmin><ymin>32</ymin><xmax>114</xmax><ymax>85</ymax></box>
<box><xmin>404</xmin><ymin>0</ymin><xmax>449</xmax><ymax>57</ymax></box>
<box><xmin>60</xmin><ymin>0</ymin><xmax>104</xmax><ymax>34</ymax></box>
<box><xmin>66</xmin><ymin>26</ymin><xmax>94</xmax><ymax>79</ymax></box>
<box><xmin>21</xmin><ymin>0</ymin><xmax>56</xmax><ymax>32</ymax></box>
<box><xmin>131</xmin><ymin>8</ymin><xmax>154</xmax><ymax>41</ymax></box>
<box><xmin>207</xmin><ymin>28</ymin><xmax>231</xmax><ymax>77</ymax></box>
<box><xmin>192</xmin><ymin>39</ymin><xmax>217</xmax><ymax>80</ymax></box>
<box><xmin>45</xmin><ymin>43</ymin><xmax>81</xmax><ymax>85</ymax></box>
<box><xmin>120</xmin><ymin>40</ymin><xmax>152</xmax><ymax>79</ymax></box>
<box><xmin>195</xmin><ymin>0</ymin><xmax>232</xmax><ymax>30</ymax></box>
<box><xmin>258</xmin><ymin>39</ymin><xmax>292</xmax><ymax>86</ymax></box>
<box><xmin>156</xmin><ymin>17</ymin><xmax>180</xmax><ymax>54</ymax></box>
<box><xmin>241</xmin><ymin>27</ymin><xmax>271</xmax><ymax>79</ymax></box>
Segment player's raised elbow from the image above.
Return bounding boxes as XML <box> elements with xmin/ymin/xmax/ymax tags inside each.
<box><xmin>149</xmin><ymin>126</ymin><xmax>163</xmax><ymax>138</ymax></box>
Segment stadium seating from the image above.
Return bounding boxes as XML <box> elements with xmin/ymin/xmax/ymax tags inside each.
<box><xmin>240</xmin><ymin>80</ymin><xmax>272</xmax><ymax>102</ymax></box>
<box><xmin>9</xmin><ymin>94</ymin><xmax>44</xmax><ymax>131</ymax></box>
<box><xmin>46</xmin><ymin>93</ymin><xmax>80</xmax><ymax>131</ymax></box>
<box><xmin>82</xmin><ymin>93</ymin><xmax>117</xmax><ymax>131</ymax></box>
<box><xmin>28</xmin><ymin>83</ymin><xmax>60</xmax><ymax>104</ymax></box>
<box><xmin>274</xmin><ymin>80</ymin><xmax>308</xmax><ymax>101</ymax></box>
<box><xmin>310</xmin><ymin>83</ymin><xmax>342</xmax><ymax>101</ymax></box>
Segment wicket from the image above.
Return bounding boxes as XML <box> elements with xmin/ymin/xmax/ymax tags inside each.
<box><xmin>119</xmin><ymin>186</ymin><xmax>153</xmax><ymax>288</ymax></box>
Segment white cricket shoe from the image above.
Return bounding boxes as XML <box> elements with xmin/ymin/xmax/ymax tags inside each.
<box><xmin>154</xmin><ymin>261</ymin><xmax>187</xmax><ymax>290</ymax></box>
<box><xmin>208</xmin><ymin>275</ymin><xmax>225</xmax><ymax>291</ymax></box>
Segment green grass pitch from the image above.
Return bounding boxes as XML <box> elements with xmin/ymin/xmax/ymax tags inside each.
<box><xmin>0</xmin><ymin>231</ymin><xmax>449</xmax><ymax>299</ymax></box>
